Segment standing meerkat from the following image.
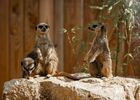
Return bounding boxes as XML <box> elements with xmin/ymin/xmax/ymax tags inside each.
<box><xmin>84</xmin><ymin>23</ymin><xmax>113</xmax><ymax>78</ymax></box>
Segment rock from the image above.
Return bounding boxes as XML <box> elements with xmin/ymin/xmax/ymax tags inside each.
<box><xmin>2</xmin><ymin>73</ymin><xmax>140</xmax><ymax>100</ymax></box>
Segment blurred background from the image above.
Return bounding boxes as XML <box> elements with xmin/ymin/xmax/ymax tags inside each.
<box><xmin>0</xmin><ymin>0</ymin><xmax>140</xmax><ymax>96</ymax></box>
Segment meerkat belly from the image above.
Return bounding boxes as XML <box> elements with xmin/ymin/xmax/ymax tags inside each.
<box><xmin>39</xmin><ymin>45</ymin><xmax>49</xmax><ymax>57</ymax></box>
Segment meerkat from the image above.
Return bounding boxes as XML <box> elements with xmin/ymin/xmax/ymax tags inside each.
<box><xmin>34</xmin><ymin>23</ymin><xmax>59</xmax><ymax>77</ymax></box>
<box><xmin>84</xmin><ymin>23</ymin><xmax>113</xmax><ymax>78</ymax></box>
<box><xmin>21</xmin><ymin>48</ymin><xmax>43</xmax><ymax>78</ymax></box>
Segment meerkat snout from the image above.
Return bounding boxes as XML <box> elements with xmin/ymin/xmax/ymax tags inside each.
<box><xmin>35</xmin><ymin>23</ymin><xmax>50</xmax><ymax>33</ymax></box>
<box><xmin>88</xmin><ymin>23</ymin><xmax>106</xmax><ymax>34</ymax></box>
<box><xmin>88</xmin><ymin>24</ymin><xmax>97</xmax><ymax>30</ymax></box>
<box><xmin>88</xmin><ymin>23</ymin><xmax>104</xmax><ymax>31</ymax></box>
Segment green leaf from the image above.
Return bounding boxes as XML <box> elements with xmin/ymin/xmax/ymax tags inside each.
<box><xmin>128</xmin><ymin>0</ymin><xmax>133</xmax><ymax>7</ymax></box>
<box><xmin>133</xmin><ymin>46</ymin><xmax>140</xmax><ymax>52</ymax></box>
<box><xmin>63</xmin><ymin>28</ymin><xmax>67</xmax><ymax>33</ymax></box>
<box><xmin>108</xmin><ymin>0</ymin><xmax>121</xmax><ymax>9</ymax></box>
<box><xmin>124</xmin><ymin>53</ymin><xmax>134</xmax><ymax>60</ymax></box>
<box><xmin>71</xmin><ymin>25</ymin><xmax>82</xmax><ymax>33</ymax></box>
<box><xmin>108</xmin><ymin>6</ymin><xmax>113</xmax><ymax>13</ymax></box>
<box><xmin>90</xmin><ymin>5</ymin><xmax>108</xmax><ymax>10</ymax></box>
<box><xmin>80</xmin><ymin>41</ymin><xmax>87</xmax><ymax>53</ymax></box>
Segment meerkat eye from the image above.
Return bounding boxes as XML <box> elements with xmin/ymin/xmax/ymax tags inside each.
<box><xmin>92</xmin><ymin>24</ymin><xmax>98</xmax><ymax>28</ymax></box>
<box><xmin>38</xmin><ymin>25</ymin><xmax>43</xmax><ymax>29</ymax></box>
<box><xmin>101</xmin><ymin>25</ymin><xmax>104</xmax><ymax>30</ymax></box>
<box><xmin>28</xmin><ymin>63</ymin><xmax>35</xmax><ymax>70</ymax></box>
<box><xmin>101</xmin><ymin>25</ymin><xmax>106</xmax><ymax>32</ymax></box>
<box><xmin>28</xmin><ymin>63</ymin><xmax>33</xmax><ymax>67</ymax></box>
<box><xmin>44</xmin><ymin>25</ymin><xmax>49</xmax><ymax>29</ymax></box>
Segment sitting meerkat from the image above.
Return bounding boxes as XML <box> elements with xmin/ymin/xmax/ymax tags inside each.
<box><xmin>34</xmin><ymin>23</ymin><xmax>58</xmax><ymax>76</ymax></box>
<box><xmin>21</xmin><ymin>23</ymin><xmax>58</xmax><ymax>78</ymax></box>
<box><xmin>84</xmin><ymin>23</ymin><xmax>113</xmax><ymax>78</ymax></box>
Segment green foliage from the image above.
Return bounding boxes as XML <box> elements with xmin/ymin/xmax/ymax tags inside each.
<box><xmin>79</xmin><ymin>41</ymin><xmax>87</xmax><ymax>54</ymax></box>
<box><xmin>71</xmin><ymin>25</ymin><xmax>83</xmax><ymax>34</ymax></box>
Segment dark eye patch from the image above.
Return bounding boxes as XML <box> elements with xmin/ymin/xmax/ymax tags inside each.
<box><xmin>38</xmin><ymin>25</ymin><xmax>43</xmax><ymax>29</ymax></box>
<box><xmin>92</xmin><ymin>24</ymin><xmax>98</xmax><ymax>28</ymax></box>
<box><xmin>44</xmin><ymin>25</ymin><xmax>49</xmax><ymax>29</ymax></box>
<box><xmin>28</xmin><ymin>63</ymin><xmax>34</xmax><ymax>69</ymax></box>
<box><xmin>23</xmin><ymin>63</ymin><xmax>34</xmax><ymax>71</ymax></box>
<box><xmin>28</xmin><ymin>63</ymin><xmax>33</xmax><ymax>66</ymax></box>
<box><xmin>24</xmin><ymin>67</ymin><xmax>28</xmax><ymax>71</ymax></box>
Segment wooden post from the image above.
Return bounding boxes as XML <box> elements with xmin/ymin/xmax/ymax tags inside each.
<box><xmin>54</xmin><ymin>0</ymin><xmax>64</xmax><ymax>71</ymax></box>
<box><xmin>24</xmin><ymin>0</ymin><xmax>39</xmax><ymax>55</ymax></box>
<box><xmin>0</xmin><ymin>0</ymin><xmax>9</xmax><ymax>96</ymax></box>
<box><xmin>9</xmin><ymin>0</ymin><xmax>24</xmax><ymax>79</ymax></box>
<box><xmin>39</xmin><ymin>0</ymin><xmax>54</xmax><ymax>41</ymax></box>
<box><xmin>64</xmin><ymin>0</ymin><xmax>83</xmax><ymax>73</ymax></box>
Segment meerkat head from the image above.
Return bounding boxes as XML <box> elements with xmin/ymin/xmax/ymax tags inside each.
<box><xmin>21</xmin><ymin>57</ymin><xmax>36</xmax><ymax>76</ymax></box>
<box><xmin>35</xmin><ymin>23</ymin><xmax>50</xmax><ymax>35</ymax></box>
<box><xmin>88</xmin><ymin>23</ymin><xmax>106</xmax><ymax>34</ymax></box>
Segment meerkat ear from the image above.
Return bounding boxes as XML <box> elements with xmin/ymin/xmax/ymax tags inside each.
<box><xmin>35</xmin><ymin>26</ymin><xmax>37</xmax><ymax>30</ymax></box>
<box><xmin>21</xmin><ymin>61</ymin><xmax>24</xmax><ymax>66</ymax></box>
<box><xmin>101</xmin><ymin>24</ymin><xmax>106</xmax><ymax>32</ymax></box>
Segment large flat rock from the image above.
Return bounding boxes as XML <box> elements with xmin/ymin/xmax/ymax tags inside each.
<box><xmin>2</xmin><ymin>73</ymin><xmax>140</xmax><ymax>100</ymax></box>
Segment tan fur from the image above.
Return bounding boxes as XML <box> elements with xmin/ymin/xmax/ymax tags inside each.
<box><xmin>34</xmin><ymin>23</ymin><xmax>58</xmax><ymax>76</ymax></box>
<box><xmin>84</xmin><ymin>23</ymin><xmax>113</xmax><ymax>78</ymax></box>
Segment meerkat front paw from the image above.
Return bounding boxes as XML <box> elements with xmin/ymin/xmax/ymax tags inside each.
<box><xmin>44</xmin><ymin>74</ymin><xmax>53</xmax><ymax>79</ymax></box>
<box><xmin>102</xmin><ymin>76</ymin><xmax>113</xmax><ymax>81</ymax></box>
<box><xmin>47</xmin><ymin>74</ymin><xmax>53</xmax><ymax>78</ymax></box>
<box><xmin>27</xmin><ymin>76</ymin><xmax>34</xmax><ymax>80</ymax></box>
<box><xmin>34</xmin><ymin>75</ymin><xmax>40</xmax><ymax>78</ymax></box>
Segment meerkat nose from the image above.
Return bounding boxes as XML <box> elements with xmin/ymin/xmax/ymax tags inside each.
<box><xmin>88</xmin><ymin>26</ymin><xmax>91</xmax><ymax>30</ymax></box>
<box><xmin>42</xmin><ymin>27</ymin><xmax>46</xmax><ymax>32</ymax></box>
<box><xmin>88</xmin><ymin>26</ymin><xmax>95</xmax><ymax>31</ymax></box>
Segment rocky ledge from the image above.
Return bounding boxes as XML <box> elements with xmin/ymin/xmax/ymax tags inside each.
<box><xmin>2</xmin><ymin>73</ymin><xmax>140</xmax><ymax>100</ymax></box>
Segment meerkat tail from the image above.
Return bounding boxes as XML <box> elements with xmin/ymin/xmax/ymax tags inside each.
<box><xmin>54</xmin><ymin>72</ymin><xmax>92</xmax><ymax>80</ymax></box>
